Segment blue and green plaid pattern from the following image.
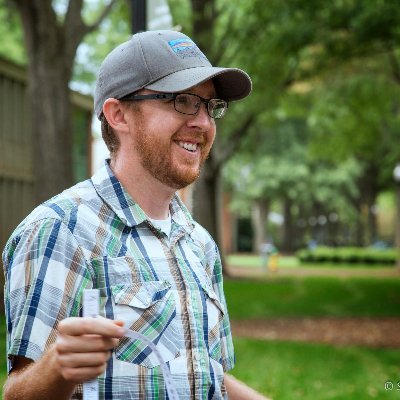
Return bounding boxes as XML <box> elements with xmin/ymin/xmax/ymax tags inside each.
<box><xmin>3</xmin><ymin>161</ymin><xmax>235</xmax><ymax>399</ymax></box>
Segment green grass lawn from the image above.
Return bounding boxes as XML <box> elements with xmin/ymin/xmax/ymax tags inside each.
<box><xmin>224</xmin><ymin>276</ymin><xmax>400</xmax><ymax>319</ymax></box>
<box><xmin>224</xmin><ymin>276</ymin><xmax>400</xmax><ymax>399</ymax></box>
<box><xmin>231</xmin><ymin>338</ymin><xmax>400</xmax><ymax>400</ymax></box>
<box><xmin>228</xmin><ymin>254</ymin><xmax>300</xmax><ymax>268</ymax></box>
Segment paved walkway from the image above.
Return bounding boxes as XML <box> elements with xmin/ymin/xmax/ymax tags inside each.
<box><xmin>231</xmin><ymin>317</ymin><xmax>400</xmax><ymax>348</ymax></box>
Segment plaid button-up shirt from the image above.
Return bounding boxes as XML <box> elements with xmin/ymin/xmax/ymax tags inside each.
<box><xmin>3</xmin><ymin>161</ymin><xmax>234</xmax><ymax>399</ymax></box>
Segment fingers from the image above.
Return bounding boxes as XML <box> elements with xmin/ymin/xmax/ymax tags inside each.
<box><xmin>54</xmin><ymin>317</ymin><xmax>125</xmax><ymax>384</ymax></box>
<box><xmin>57</xmin><ymin>349</ymin><xmax>112</xmax><ymax>369</ymax></box>
<box><xmin>58</xmin><ymin>364</ymin><xmax>109</xmax><ymax>384</ymax></box>
<box><xmin>56</xmin><ymin>334</ymin><xmax>120</xmax><ymax>354</ymax></box>
<box><xmin>58</xmin><ymin>317</ymin><xmax>125</xmax><ymax>338</ymax></box>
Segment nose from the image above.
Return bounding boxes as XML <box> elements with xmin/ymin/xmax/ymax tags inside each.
<box><xmin>186</xmin><ymin>103</ymin><xmax>213</xmax><ymax>131</ymax></box>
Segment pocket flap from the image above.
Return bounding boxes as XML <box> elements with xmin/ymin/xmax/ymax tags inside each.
<box><xmin>201</xmin><ymin>284</ymin><xmax>226</xmax><ymax>315</ymax></box>
<box><xmin>112</xmin><ymin>281</ymin><xmax>171</xmax><ymax>309</ymax></box>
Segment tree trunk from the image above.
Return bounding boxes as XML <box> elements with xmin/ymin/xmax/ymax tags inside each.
<box><xmin>192</xmin><ymin>160</ymin><xmax>220</xmax><ymax>241</ymax></box>
<box><xmin>251</xmin><ymin>199</ymin><xmax>270</xmax><ymax>252</ymax></box>
<box><xmin>367</xmin><ymin>202</ymin><xmax>378</xmax><ymax>244</ymax></box>
<box><xmin>192</xmin><ymin>160</ymin><xmax>232</xmax><ymax>273</ymax></box>
<box><xmin>191</xmin><ymin>0</ymin><xmax>216</xmax><ymax>60</ymax></box>
<box><xmin>357</xmin><ymin>163</ymin><xmax>380</xmax><ymax>245</ymax></box>
<box><xmin>281</xmin><ymin>197</ymin><xmax>296</xmax><ymax>253</ymax></box>
<box><xmin>12</xmin><ymin>2</ymin><xmax>73</xmax><ymax>204</ymax></box>
<box><xmin>354</xmin><ymin>202</ymin><xmax>365</xmax><ymax>246</ymax></box>
<box><xmin>30</xmin><ymin>61</ymin><xmax>74</xmax><ymax>204</ymax></box>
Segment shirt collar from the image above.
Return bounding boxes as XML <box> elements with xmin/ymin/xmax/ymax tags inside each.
<box><xmin>91</xmin><ymin>160</ymin><xmax>195</xmax><ymax>234</ymax></box>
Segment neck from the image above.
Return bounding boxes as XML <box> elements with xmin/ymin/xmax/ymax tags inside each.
<box><xmin>110</xmin><ymin>157</ymin><xmax>175</xmax><ymax>220</ymax></box>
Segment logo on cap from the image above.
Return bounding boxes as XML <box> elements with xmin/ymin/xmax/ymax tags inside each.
<box><xmin>168</xmin><ymin>38</ymin><xmax>207</xmax><ymax>60</ymax></box>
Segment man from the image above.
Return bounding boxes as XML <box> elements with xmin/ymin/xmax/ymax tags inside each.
<box><xmin>3</xmin><ymin>30</ymin><xmax>266</xmax><ymax>399</ymax></box>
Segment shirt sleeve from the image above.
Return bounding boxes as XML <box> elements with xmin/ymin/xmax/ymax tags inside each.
<box><xmin>3</xmin><ymin>217</ymin><xmax>92</xmax><ymax>371</ymax></box>
<box><xmin>210</xmin><ymin>244</ymin><xmax>235</xmax><ymax>372</ymax></box>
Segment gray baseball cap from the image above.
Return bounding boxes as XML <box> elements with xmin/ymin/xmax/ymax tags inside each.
<box><xmin>94</xmin><ymin>30</ymin><xmax>252</xmax><ymax>118</ymax></box>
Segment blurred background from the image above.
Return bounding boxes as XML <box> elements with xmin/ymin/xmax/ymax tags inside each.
<box><xmin>0</xmin><ymin>1</ymin><xmax>399</xmax><ymax>399</ymax></box>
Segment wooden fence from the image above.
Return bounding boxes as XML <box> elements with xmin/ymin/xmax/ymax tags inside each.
<box><xmin>0</xmin><ymin>56</ymin><xmax>93</xmax><ymax>259</ymax></box>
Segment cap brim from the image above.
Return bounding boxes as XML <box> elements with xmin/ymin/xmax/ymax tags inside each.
<box><xmin>145</xmin><ymin>67</ymin><xmax>252</xmax><ymax>101</ymax></box>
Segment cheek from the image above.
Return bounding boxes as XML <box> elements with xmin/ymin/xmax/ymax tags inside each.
<box><xmin>206</xmin><ymin>126</ymin><xmax>216</xmax><ymax>147</ymax></box>
<box><xmin>138</xmin><ymin>105</ymin><xmax>180</xmax><ymax>132</ymax></box>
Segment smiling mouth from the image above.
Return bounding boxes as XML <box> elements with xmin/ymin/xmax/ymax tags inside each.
<box><xmin>178</xmin><ymin>141</ymin><xmax>198</xmax><ymax>152</ymax></box>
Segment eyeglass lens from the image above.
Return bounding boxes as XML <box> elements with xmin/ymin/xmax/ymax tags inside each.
<box><xmin>174</xmin><ymin>94</ymin><xmax>226</xmax><ymax>119</ymax></box>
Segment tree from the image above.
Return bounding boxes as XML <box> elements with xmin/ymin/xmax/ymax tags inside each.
<box><xmin>173</xmin><ymin>0</ymin><xmax>400</xmax><ymax>250</ymax></box>
<box><xmin>308</xmin><ymin>73</ymin><xmax>400</xmax><ymax>244</ymax></box>
<box><xmin>7</xmin><ymin>0</ymin><xmax>118</xmax><ymax>204</ymax></box>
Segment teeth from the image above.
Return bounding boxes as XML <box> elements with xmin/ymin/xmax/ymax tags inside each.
<box><xmin>179</xmin><ymin>141</ymin><xmax>198</xmax><ymax>152</ymax></box>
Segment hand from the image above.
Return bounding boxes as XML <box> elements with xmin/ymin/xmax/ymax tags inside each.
<box><xmin>54</xmin><ymin>317</ymin><xmax>125</xmax><ymax>383</ymax></box>
<box><xmin>225</xmin><ymin>374</ymin><xmax>272</xmax><ymax>400</ymax></box>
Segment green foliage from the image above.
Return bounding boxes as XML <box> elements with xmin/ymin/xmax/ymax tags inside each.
<box><xmin>307</xmin><ymin>73</ymin><xmax>400</xmax><ymax>186</ymax></box>
<box><xmin>168</xmin><ymin>0</ymin><xmax>192</xmax><ymax>33</ymax></box>
<box><xmin>224</xmin><ymin>118</ymin><xmax>309</xmax><ymax>201</ymax></box>
<box><xmin>0</xmin><ymin>0</ymin><xmax>26</xmax><ymax>64</ymax></box>
<box><xmin>224</xmin><ymin>130</ymin><xmax>361</xmax><ymax>228</ymax></box>
<box><xmin>297</xmin><ymin>246</ymin><xmax>397</xmax><ymax>265</ymax></box>
<box><xmin>218</xmin><ymin>0</ymin><xmax>400</xmax><ymax>248</ymax></box>
<box><xmin>72</xmin><ymin>1</ymin><xmax>131</xmax><ymax>93</ymax></box>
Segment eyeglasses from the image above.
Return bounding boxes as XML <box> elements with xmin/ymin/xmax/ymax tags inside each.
<box><xmin>120</xmin><ymin>92</ymin><xmax>228</xmax><ymax>119</ymax></box>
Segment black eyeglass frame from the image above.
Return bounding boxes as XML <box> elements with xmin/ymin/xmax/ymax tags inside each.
<box><xmin>119</xmin><ymin>92</ymin><xmax>228</xmax><ymax>119</ymax></box>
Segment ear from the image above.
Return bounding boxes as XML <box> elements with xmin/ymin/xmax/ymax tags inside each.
<box><xmin>102</xmin><ymin>98</ymin><xmax>130</xmax><ymax>134</ymax></box>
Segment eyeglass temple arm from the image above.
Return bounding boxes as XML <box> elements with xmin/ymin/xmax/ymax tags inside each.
<box><xmin>120</xmin><ymin>93</ymin><xmax>175</xmax><ymax>101</ymax></box>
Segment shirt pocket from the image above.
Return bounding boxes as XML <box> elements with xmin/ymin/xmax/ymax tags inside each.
<box><xmin>201</xmin><ymin>283</ymin><xmax>226</xmax><ymax>364</ymax></box>
<box><xmin>112</xmin><ymin>281</ymin><xmax>180</xmax><ymax>369</ymax></box>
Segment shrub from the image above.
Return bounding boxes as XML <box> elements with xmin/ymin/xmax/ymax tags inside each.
<box><xmin>296</xmin><ymin>246</ymin><xmax>397</xmax><ymax>265</ymax></box>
